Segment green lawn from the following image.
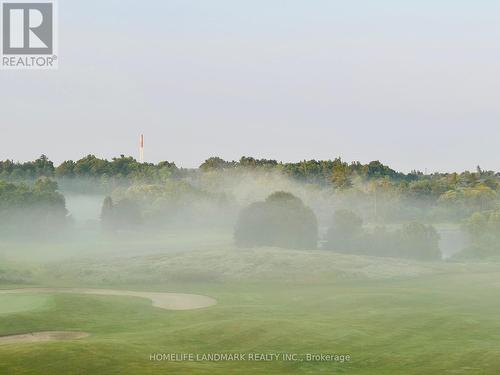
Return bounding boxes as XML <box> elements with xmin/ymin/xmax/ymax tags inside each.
<box><xmin>0</xmin><ymin>295</ymin><xmax>52</xmax><ymax>315</ymax></box>
<box><xmin>1</xmin><ymin>273</ymin><xmax>500</xmax><ymax>374</ymax></box>
<box><xmin>1</xmin><ymin>235</ymin><xmax>500</xmax><ymax>374</ymax></box>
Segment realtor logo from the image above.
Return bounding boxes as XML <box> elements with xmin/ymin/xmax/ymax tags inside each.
<box><xmin>1</xmin><ymin>0</ymin><xmax>58</xmax><ymax>69</ymax></box>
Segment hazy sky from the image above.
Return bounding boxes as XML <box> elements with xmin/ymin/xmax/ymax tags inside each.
<box><xmin>1</xmin><ymin>0</ymin><xmax>499</xmax><ymax>172</ymax></box>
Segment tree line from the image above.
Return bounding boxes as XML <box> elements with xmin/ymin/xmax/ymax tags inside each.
<box><xmin>0</xmin><ymin>155</ymin><xmax>498</xmax><ymax>257</ymax></box>
<box><xmin>1</xmin><ymin>155</ymin><xmax>498</xmax><ymax>194</ymax></box>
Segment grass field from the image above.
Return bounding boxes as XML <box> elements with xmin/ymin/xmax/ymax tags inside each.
<box><xmin>1</xmin><ymin>233</ymin><xmax>499</xmax><ymax>374</ymax></box>
<box><xmin>0</xmin><ymin>295</ymin><xmax>52</xmax><ymax>315</ymax></box>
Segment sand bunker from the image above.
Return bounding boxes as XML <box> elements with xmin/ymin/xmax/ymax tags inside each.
<box><xmin>0</xmin><ymin>288</ymin><xmax>217</xmax><ymax>311</ymax></box>
<box><xmin>0</xmin><ymin>331</ymin><xmax>89</xmax><ymax>345</ymax></box>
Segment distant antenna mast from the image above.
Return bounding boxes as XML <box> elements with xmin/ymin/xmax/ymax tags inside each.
<box><xmin>139</xmin><ymin>134</ymin><xmax>144</xmax><ymax>163</ymax></box>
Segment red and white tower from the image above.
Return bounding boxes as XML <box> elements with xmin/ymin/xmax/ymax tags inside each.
<box><xmin>139</xmin><ymin>134</ymin><xmax>144</xmax><ymax>163</ymax></box>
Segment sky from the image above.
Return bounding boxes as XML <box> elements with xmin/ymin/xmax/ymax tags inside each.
<box><xmin>1</xmin><ymin>0</ymin><xmax>499</xmax><ymax>173</ymax></box>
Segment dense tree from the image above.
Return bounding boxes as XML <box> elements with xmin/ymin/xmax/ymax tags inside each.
<box><xmin>460</xmin><ymin>209</ymin><xmax>500</xmax><ymax>258</ymax></box>
<box><xmin>331</xmin><ymin>160</ymin><xmax>352</xmax><ymax>189</ymax></box>
<box><xmin>364</xmin><ymin>160</ymin><xmax>398</xmax><ymax>179</ymax></box>
<box><xmin>0</xmin><ymin>178</ymin><xmax>67</xmax><ymax>235</ymax></box>
<box><xmin>235</xmin><ymin>191</ymin><xmax>318</xmax><ymax>249</ymax></box>
<box><xmin>99</xmin><ymin>196</ymin><xmax>142</xmax><ymax>231</ymax></box>
<box><xmin>396</xmin><ymin>222</ymin><xmax>441</xmax><ymax>260</ymax></box>
<box><xmin>438</xmin><ymin>185</ymin><xmax>497</xmax><ymax>216</ymax></box>
<box><xmin>0</xmin><ymin>155</ymin><xmax>54</xmax><ymax>180</ymax></box>
<box><xmin>200</xmin><ymin>157</ymin><xmax>235</xmax><ymax>171</ymax></box>
<box><xmin>239</xmin><ymin>157</ymin><xmax>278</xmax><ymax>169</ymax></box>
<box><xmin>326</xmin><ymin>210</ymin><xmax>364</xmax><ymax>252</ymax></box>
<box><xmin>55</xmin><ymin>160</ymin><xmax>76</xmax><ymax>178</ymax></box>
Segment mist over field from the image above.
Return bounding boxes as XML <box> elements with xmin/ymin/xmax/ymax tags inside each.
<box><xmin>2</xmin><ymin>155</ymin><xmax>494</xmax><ymax>251</ymax></box>
<box><xmin>0</xmin><ymin>154</ymin><xmax>499</xmax><ymax>374</ymax></box>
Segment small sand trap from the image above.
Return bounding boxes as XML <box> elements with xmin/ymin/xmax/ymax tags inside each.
<box><xmin>0</xmin><ymin>331</ymin><xmax>89</xmax><ymax>345</ymax></box>
<box><xmin>0</xmin><ymin>288</ymin><xmax>216</xmax><ymax>311</ymax></box>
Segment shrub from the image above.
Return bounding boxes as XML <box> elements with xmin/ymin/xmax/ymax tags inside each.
<box><xmin>325</xmin><ymin>209</ymin><xmax>441</xmax><ymax>260</ymax></box>
<box><xmin>396</xmin><ymin>222</ymin><xmax>441</xmax><ymax>260</ymax></box>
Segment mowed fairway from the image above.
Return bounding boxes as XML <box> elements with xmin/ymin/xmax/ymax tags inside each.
<box><xmin>0</xmin><ymin>295</ymin><xmax>53</xmax><ymax>315</ymax></box>
<box><xmin>1</xmin><ymin>271</ymin><xmax>500</xmax><ymax>374</ymax></box>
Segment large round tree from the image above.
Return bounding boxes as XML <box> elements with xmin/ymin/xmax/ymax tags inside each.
<box><xmin>234</xmin><ymin>191</ymin><xmax>318</xmax><ymax>249</ymax></box>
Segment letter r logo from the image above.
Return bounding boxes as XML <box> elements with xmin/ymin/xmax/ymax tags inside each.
<box><xmin>2</xmin><ymin>2</ymin><xmax>53</xmax><ymax>55</ymax></box>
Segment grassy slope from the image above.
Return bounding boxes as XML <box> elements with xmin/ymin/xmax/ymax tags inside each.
<box><xmin>1</xmin><ymin>235</ymin><xmax>500</xmax><ymax>374</ymax></box>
